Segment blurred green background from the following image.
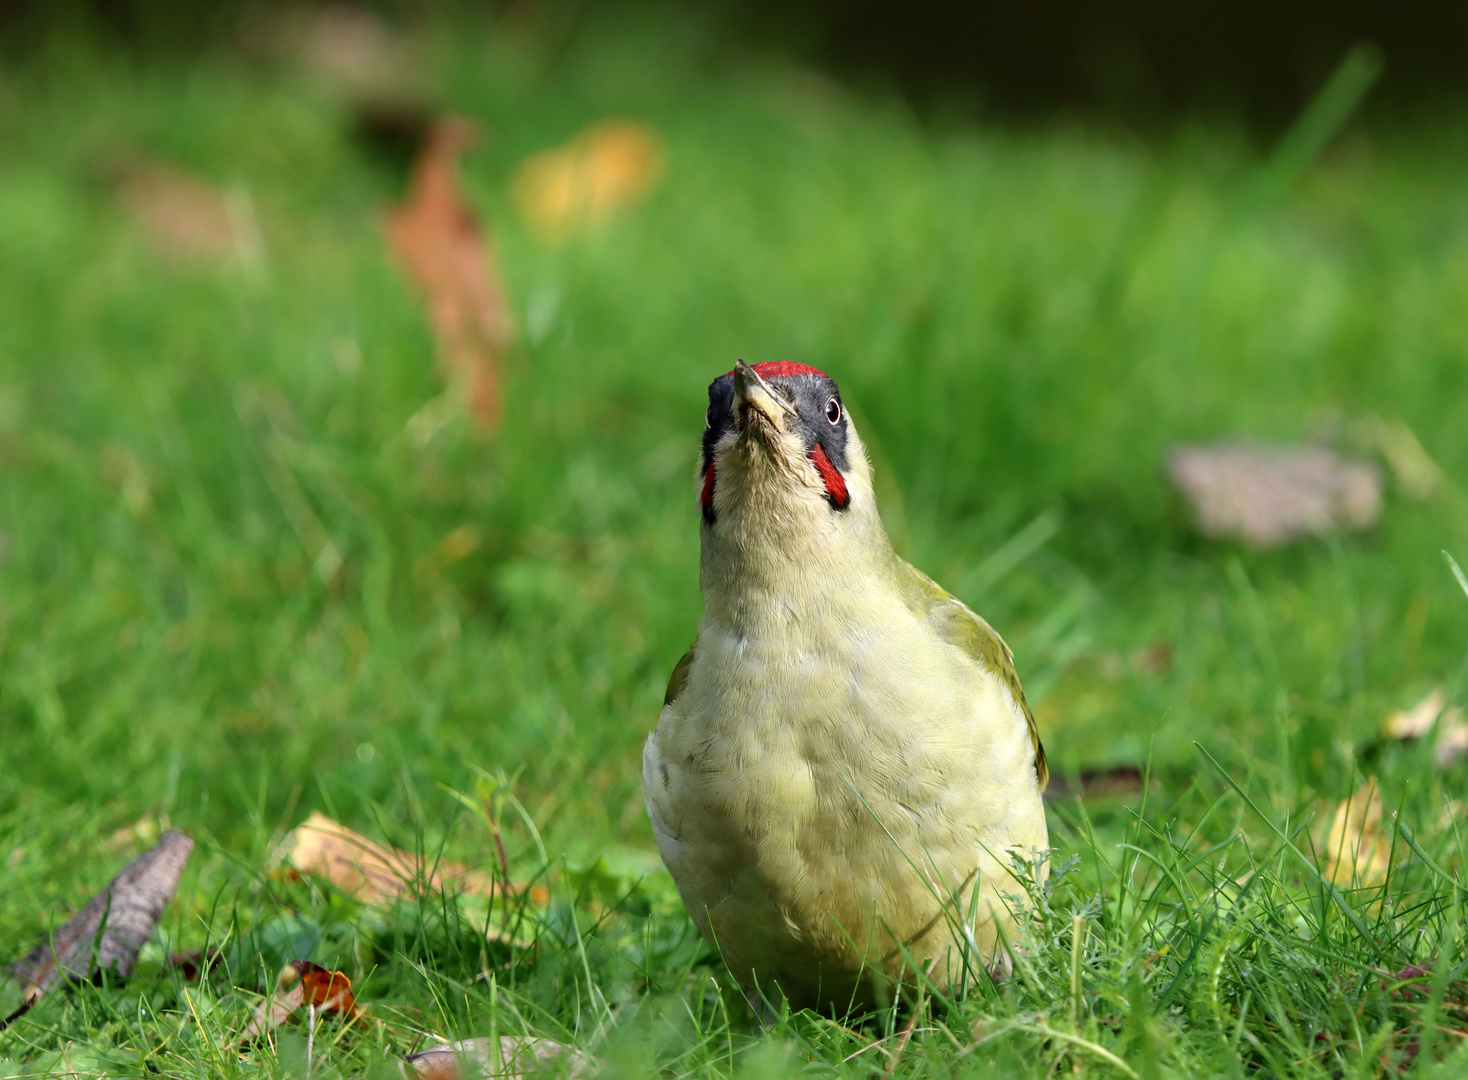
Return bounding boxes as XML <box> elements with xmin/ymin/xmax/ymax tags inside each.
<box><xmin>1</xmin><ymin>2</ymin><xmax>1467</xmax><ymax>1073</ymax></box>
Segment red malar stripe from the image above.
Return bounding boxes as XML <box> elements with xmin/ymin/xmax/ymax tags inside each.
<box><xmin>808</xmin><ymin>443</ymin><xmax>849</xmax><ymax>509</ymax></box>
<box><xmin>700</xmin><ymin>461</ymin><xmax>716</xmax><ymax>510</ymax></box>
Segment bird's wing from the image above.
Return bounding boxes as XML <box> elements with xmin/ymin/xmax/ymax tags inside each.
<box><xmin>897</xmin><ymin>561</ymin><xmax>1048</xmax><ymax>789</ymax></box>
<box><xmin>642</xmin><ymin>643</ymin><xmax>697</xmax><ymax>861</ymax></box>
<box><xmin>662</xmin><ymin>645</ymin><xmax>696</xmax><ymax>709</ymax></box>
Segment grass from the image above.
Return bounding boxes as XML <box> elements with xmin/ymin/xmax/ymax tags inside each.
<box><xmin>3</xmin><ymin>9</ymin><xmax>1468</xmax><ymax>1076</ymax></box>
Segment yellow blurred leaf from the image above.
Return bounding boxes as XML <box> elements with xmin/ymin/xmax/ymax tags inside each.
<box><xmin>1380</xmin><ymin>688</ymin><xmax>1467</xmax><ymax>765</ymax></box>
<box><xmin>1323</xmin><ymin>777</ymin><xmax>1391</xmax><ymax>887</ymax></box>
<box><xmin>512</xmin><ymin>120</ymin><xmax>665</xmax><ymax>241</ymax></box>
<box><xmin>1383</xmin><ymin>688</ymin><xmax>1448</xmax><ymax>739</ymax></box>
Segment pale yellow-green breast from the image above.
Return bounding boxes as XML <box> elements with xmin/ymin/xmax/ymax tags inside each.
<box><xmin>643</xmin><ymin>550</ymin><xmax>1048</xmax><ymax>1011</ymax></box>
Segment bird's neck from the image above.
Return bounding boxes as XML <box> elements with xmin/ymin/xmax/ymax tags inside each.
<box><xmin>698</xmin><ymin>507</ymin><xmax>895</xmax><ymax>639</ymax></box>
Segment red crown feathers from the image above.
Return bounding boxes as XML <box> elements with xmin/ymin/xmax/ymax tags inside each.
<box><xmin>730</xmin><ymin>361</ymin><xmax>829</xmax><ymax>379</ymax></box>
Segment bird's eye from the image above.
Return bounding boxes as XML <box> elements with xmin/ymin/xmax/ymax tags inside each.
<box><xmin>705</xmin><ymin>406</ymin><xmax>712</xmax><ymax>429</ymax></box>
<box><xmin>825</xmin><ymin>398</ymin><xmax>841</xmax><ymax>424</ymax></box>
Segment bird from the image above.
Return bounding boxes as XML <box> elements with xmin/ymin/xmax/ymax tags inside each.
<box><xmin>643</xmin><ymin>359</ymin><xmax>1049</xmax><ymax>1016</ymax></box>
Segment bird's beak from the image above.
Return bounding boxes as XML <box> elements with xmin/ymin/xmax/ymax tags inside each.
<box><xmin>733</xmin><ymin>359</ymin><xmax>797</xmax><ymax>435</ymax></box>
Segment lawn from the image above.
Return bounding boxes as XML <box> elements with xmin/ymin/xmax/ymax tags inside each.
<box><xmin>2</xmin><ymin>9</ymin><xmax>1468</xmax><ymax>1077</ymax></box>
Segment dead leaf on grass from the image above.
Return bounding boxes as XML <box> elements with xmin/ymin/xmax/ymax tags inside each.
<box><xmin>285</xmin><ymin>811</ymin><xmax>546</xmax><ymax>911</ymax></box>
<box><xmin>295</xmin><ymin>4</ymin><xmax>419</xmax><ymax>104</ymax></box>
<box><xmin>290</xmin><ymin>959</ymin><xmax>360</xmax><ymax>1018</ymax></box>
<box><xmin>1323</xmin><ymin>777</ymin><xmax>1392</xmax><ymax>887</ymax></box>
<box><xmin>1383</xmin><ymin>689</ymin><xmax>1451</xmax><ymax>739</ymax></box>
<box><xmin>404</xmin><ymin>1036</ymin><xmax>589</xmax><ymax>1079</ymax></box>
<box><xmin>512</xmin><ymin>120</ymin><xmax>665</xmax><ymax>241</ymax></box>
<box><xmin>1435</xmin><ymin>723</ymin><xmax>1468</xmax><ymax>767</ymax></box>
<box><xmin>384</xmin><ymin>117</ymin><xmax>514</xmax><ymax>428</ymax></box>
<box><xmin>239</xmin><ymin>960</ymin><xmax>360</xmax><ymax>1044</ymax></box>
<box><xmin>241</xmin><ymin>980</ymin><xmax>304</xmax><ymax>1043</ymax></box>
<box><xmin>5</xmin><ymin>830</ymin><xmax>192</xmax><ymax>1025</ymax></box>
<box><xmin>1168</xmin><ymin>443</ymin><xmax>1381</xmax><ymax>547</ymax></box>
<box><xmin>1380</xmin><ymin>688</ymin><xmax>1468</xmax><ymax>765</ymax></box>
<box><xmin>114</xmin><ymin>160</ymin><xmax>266</xmax><ymax>270</ymax></box>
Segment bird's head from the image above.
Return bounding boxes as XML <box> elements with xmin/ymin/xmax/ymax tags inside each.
<box><xmin>697</xmin><ymin>360</ymin><xmax>890</xmax><ymax>597</ymax></box>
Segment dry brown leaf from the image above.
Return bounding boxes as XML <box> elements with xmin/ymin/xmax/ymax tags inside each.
<box><xmin>512</xmin><ymin>120</ymin><xmax>665</xmax><ymax>241</ymax></box>
<box><xmin>383</xmin><ymin>118</ymin><xmax>514</xmax><ymax>427</ymax></box>
<box><xmin>8</xmin><ymin>830</ymin><xmax>193</xmax><ymax>1008</ymax></box>
<box><xmin>404</xmin><ymin>1036</ymin><xmax>589</xmax><ymax>1079</ymax></box>
<box><xmin>241</xmin><ymin>980</ymin><xmax>304</xmax><ymax>1043</ymax></box>
<box><xmin>297</xmin><ymin>4</ymin><xmax>416</xmax><ymax>102</ymax></box>
<box><xmin>115</xmin><ymin>161</ymin><xmax>264</xmax><ymax>268</ymax></box>
<box><xmin>1323</xmin><ymin>777</ymin><xmax>1392</xmax><ymax>887</ymax></box>
<box><xmin>286</xmin><ymin>811</ymin><xmax>546</xmax><ymax>910</ymax></box>
<box><xmin>1168</xmin><ymin>443</ymin><xmax>1381</xmax><ymax>547</ymax></box>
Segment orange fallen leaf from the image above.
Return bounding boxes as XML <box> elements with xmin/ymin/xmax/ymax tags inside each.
<box><xmin>1323</xmin><ymin>777</ymin><xmax>1392</xmax><ymax>887</ymax></box>
<box><xmin>511</xmin><ymin>120</ymin><xmax>665</xmax><ymax>241</ymax></box>
<box><xmin>286</xmin><ymin>811</ymin><xmax>546</xmax><ymax>911</ymax></box>
<box><xmin>239</xmin><ymin>961</ymin><xmax>360</xmax><ymax>1045</ymax></box>
<box><xmin>289</xmin><ymin>959</ymin><xmax>359</xmax><ymax>1019</ymax></box>
<box><xmin>383</xmin><ymin>117</ymin><xmax>514</xmax><ymax>427</ymax></box>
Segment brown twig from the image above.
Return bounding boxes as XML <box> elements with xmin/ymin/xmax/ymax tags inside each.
<box><xmin>0</xmin><ymin>1000</ymin><xmax>33</xmax><ymax>1033</ymax></box>
<box><xmin>485</xmin><ymin>793</ymin><xmax>512</xmax><ymax>918</ymax></box>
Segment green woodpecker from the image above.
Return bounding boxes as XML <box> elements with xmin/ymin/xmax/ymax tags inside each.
<box><xmin>643</xmin><ymin>360</ymin><xmax>1049</xmax><ymax>1015</ymax></box>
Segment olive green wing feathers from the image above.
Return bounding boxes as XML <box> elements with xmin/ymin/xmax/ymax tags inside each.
<box><xmin>644</xmin><ymin>643</ymin><xmax>697</xmax><ymax>862</ymax></box>
<box><xmin>662</xmin><ymin>645</ymin><xmax>695</xmax><ymax>708</ymax></box>
<box><xmin>898</xmin><ymin>561</ymin><xmax>1048</xmax><ymax>789</ymax></box>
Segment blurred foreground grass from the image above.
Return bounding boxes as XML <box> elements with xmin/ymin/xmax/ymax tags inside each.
<box><xmin>2</xmin><ymin>11</ymin><xmax>1468</xmax><ymax>1077</ymax></box>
